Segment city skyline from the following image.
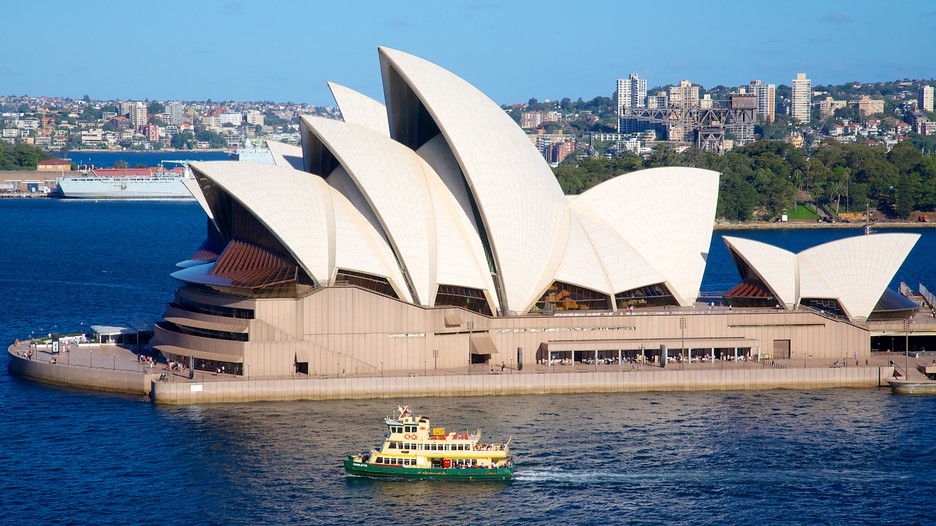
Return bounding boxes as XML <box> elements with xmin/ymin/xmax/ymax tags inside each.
<box><xmin>2</xmin><ymin>0</ymin><xmax>935</xmax><ymax>106</ymax></box>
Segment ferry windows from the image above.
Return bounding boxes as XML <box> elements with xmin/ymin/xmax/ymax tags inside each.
<box><xmin>376</xmin><ymin>457</ymin><xmax>384</xmax><ymax>464</ymax></box>
<box><xmin>389</xmin><ymin>442</ymin><xmax>397</xmax><ymax>449</ymax></box>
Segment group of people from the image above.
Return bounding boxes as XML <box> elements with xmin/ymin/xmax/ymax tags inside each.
<box><xmin>137</xmin><ymin>355</ymin><xmax>157</xmax><ymax>368</ymax></box>
<box><xmin>166</xmin><ymin>360</ymin><xmax>185</xmax><ymax>372</ymax></box>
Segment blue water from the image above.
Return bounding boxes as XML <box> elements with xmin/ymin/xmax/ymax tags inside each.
<box><xmin>55</xmin><ymin>150</ymin><xmax>230</xmax><ymax>168</ymax></box>
<box><xmin>2</xmin><ymin>200</ymin><xmax>936</xmax><ymax>525</ymax></box>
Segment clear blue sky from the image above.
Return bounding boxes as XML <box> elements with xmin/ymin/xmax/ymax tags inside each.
<box><xmin>2</xmin><ymin>0</ymin><xmax>934</xmax><ymax>106</ymax></box>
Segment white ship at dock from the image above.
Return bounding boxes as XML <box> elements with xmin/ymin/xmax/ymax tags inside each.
<box><xmin>56</xmin><ymin>162</ymin><xmax>196</xmax><ymax>200</ymax></box>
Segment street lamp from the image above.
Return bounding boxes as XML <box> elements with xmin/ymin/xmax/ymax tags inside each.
<box><xmin>905</xmin><ymin>316</ymin><xmax>911</xmax><ymax>380</ymax></box>
<box><xmin>467</xmin><ymin>321</ymin><xmax>474</xmax><ymax>374</ymax></box>
<box><xmin>679</xmin><ymin>316</ymin><xmax>686</xmax><ymax>370</ymax></box>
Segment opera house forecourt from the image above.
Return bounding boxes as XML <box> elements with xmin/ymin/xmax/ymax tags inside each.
<box><xmin>133</xmin><ymin>48</ymin><xmax>920</xmax><ymax>401</ymax></box>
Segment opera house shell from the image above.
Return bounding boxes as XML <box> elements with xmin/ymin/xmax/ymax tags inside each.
<box><xmin>151</xmin><ymin>47</ymin><xmax>916</xmax><ymax>379</ymax></box>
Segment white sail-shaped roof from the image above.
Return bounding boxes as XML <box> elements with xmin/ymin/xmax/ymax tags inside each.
<box><xmin>798</xmin><ymin>233</ymin><xmax>919</xmax><ymax>320</ymax></box>
<box><xmin>329</xmin><ymin>188</ymin><xmax>413</xmax><ymax>303</ymax></box>
<box><xmin>265</xmin><ymin>141</ymin><xmax>304</xmax><ymax>170</ymax></box>
<box><xmin>189</xmin><ymin>162</ymin><xmax>333</xmax><ymax>284</ymax></box>
<box><xmin>722</xmin><ymin>236</ymin><xmax>798</xmax><ymax>308</ymax></box>
<box><xmin>301</xmin><ymin>115</ymin><xmax>495</xmax><ymax>308</ymax></box>
<box><xmin>188</xmin><ymin>161</ymin><xmax>410</xmax><ymax>302</ymax></box>
<box><xmin>328</xmin><ymin>82</ymin><xmax>390</xmax><ymax>137</ymax></box>
<box><xmin>553</xmin><ymin>213</ymin><xmax>613</xmax><ymax>297</ymax></box>
<box><xmin>725</xmin><ymin>233</ymin><xmax>919</xmax><ymax>321</ymax></box>
<box><xmin>416</xmin><ymin>135</ymin><xmax>478</xmax><ymax>233</ymax></box>
<box><xmin>573</xmin><ymin>167</ymin><xmax>720</xmax><ymax>305</ymax></box>
<box><xmin>379</xmin><ymin>46</ymin><xmax>571</xmax><ymax>314</ymax></box>
<box><xmin>181</xmin><ymin>177</ymin><xmax>215</xmax><ymax>224</ymax></box>
<box><xmin>569</xmin><ymin>206</ymin><xmax>666</xmax><ymax>295</ymax></box>
<box><xmin>302</xmin><ymin>115</ymin><xmax>436</xmax><ymax>305</ymax></box>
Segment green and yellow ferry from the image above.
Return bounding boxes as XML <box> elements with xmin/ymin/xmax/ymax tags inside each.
<box><xmin>344</xmin><ymin>405</ymin><xmax>514</xmax><ymax>480</ymax></box>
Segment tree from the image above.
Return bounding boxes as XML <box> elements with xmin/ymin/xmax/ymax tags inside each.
<box><xmin>888</xmin><ymin>141</ymin><xmax>923</xmax><ymax>175</ymax></box>
<box><xmin>147</xmin><ymin>102</ymin><xmax>165</xmax><ymax>115</ymax></box>
<box><xmin>114</xmin><ymin>160</ymin><xmax>129</xmax><ymax>169</ymax></box>
<box><xmin>170</xmin><ymin>131</ymin><xmax>196</xmax><ymax>150</ymax></box>
<box><xmin>195</xmin><ymin>128</ymin><xmax>227</xmax><ymax>149</ymax></box>
<box><xmin>11</xmin><ymin>143</ymin><xmax>51</xmax><ymax>169</ymax></box>
<box><xmin>718</xmin><ymin>172</ymin><xmax>758</xmax><ymax>221</ymax></box>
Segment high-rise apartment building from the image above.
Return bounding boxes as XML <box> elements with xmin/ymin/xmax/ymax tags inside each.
<box><xmin>920</xmin><ymin>84</ymin><xmax>934</xmax><ymax>113</ymax></box>
<box><xmin>791</xmin><ymin>73</ymin><xmax>811</xmax><ymax>123</ymax></box>
<box><xmin>616</xmin><ymin>73</ymin><xmax>647</xmax><ymax>133</ymax></box>
<box><xmin>668</xmin><ymin>80</ymin><xmax>699</xmax><ymax>109</ymax></box>
<box><xmin>749</xmin><ymin>80</ymin><xmax>776</xmax><ymax>123</ymax></box>
<box><xmin>616</xmin><ymin>73</ymin><xmax>646</xmax><ymax>114</ymax></box>
<box><xmin>167</xmin><ymin>101</ymin><xmax>185</xmax><ymax>126</ymax></box>
<box><xmin>130</xmin><ymin>101</ymin><xmax>148</xmax><ymax>128</ymax></box>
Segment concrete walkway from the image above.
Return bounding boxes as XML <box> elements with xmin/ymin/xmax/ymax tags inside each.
<box><xmin>8</xmin><ymin>339</ymin><xmax>932</xmax><ymax>399</ymax></box>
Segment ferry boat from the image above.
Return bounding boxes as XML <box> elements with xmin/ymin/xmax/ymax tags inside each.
<box><xmin>344</xmin><ymin>406</ymin><xmax>514</xmax><ymax>480</ymax></box>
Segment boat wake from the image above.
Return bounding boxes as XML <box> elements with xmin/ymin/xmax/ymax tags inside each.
<box><xmin>514</xmin><ymin>466</ymin><xmax>653</xmax><ymax>485</ymax></box>
<box><xmin>0</xmin><ymin>277</ymin><xmax>147</xmax><ymax>291</ymax></box>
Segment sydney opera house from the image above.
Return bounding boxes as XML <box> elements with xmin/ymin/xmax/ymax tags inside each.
<box><xmin>151</xmin><ymin>47</ymin><xmax>919</xmax><ymax>379</ymax></box>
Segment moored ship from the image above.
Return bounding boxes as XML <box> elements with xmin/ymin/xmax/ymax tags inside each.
<box><xmin>344</xmin><ymin>406</ymin><xmax>514</xmax><ymax>480</ymax></box>
<box><xmin>56</xmin><ymin>163</ymin><xmax>195</xmax><ymax>200</ymax></box>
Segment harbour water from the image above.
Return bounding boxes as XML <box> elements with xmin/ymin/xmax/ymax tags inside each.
<box><xmin>2</xmin><ymin>199</ymin><xmax>936</xmax><ymax>524</ymax></box>
<box><xmin>55</xmin><ymin>150</ymin><xmax>230</xmax><ymax>168</ymax></box>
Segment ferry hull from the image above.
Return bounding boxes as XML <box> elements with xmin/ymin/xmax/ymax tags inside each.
<box><xmin>343</xmin><ymin>457</ymin><xmax>513</xmax><ymax>480</ymax></box>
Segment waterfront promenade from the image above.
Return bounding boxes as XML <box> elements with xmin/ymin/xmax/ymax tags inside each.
<box><xmin>7</xmin><ymin>338</ymin><xmax>924</xmax><ymax>404</ymax></box>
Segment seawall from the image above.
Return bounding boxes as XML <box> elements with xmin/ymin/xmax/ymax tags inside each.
<box><xmin>8</xmin><ymin>351</ymin><xmax>159</xmax><ymax>395</ymax></box>
<box><xmin>149</xmin><ymin>366</ymin><xmax>894</xmax><ymax>405</ymax></box>
<box><xmin>8</xmin><ymin>346</ymin><xmax>895</xmax><ymax>403</ymax></box>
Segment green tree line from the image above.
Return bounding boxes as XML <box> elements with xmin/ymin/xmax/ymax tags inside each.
<box><xmin>554</xmin><ymin>139</ymin><xmax>936</xmax><ymax>221</ymax></box>
<box><xmin>0</xmin><ymin>141</ymin><xmax>54</xmax><ymax>170</ymax></box>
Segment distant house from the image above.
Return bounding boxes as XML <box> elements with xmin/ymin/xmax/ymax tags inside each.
<box><xmin>36</xmin><ymin>158</ymin><xmax>71</xmax><ymax>172</ymax></box>
<box><xmin>108</xmin><ymin>116</ymin><xmax>131</xmax><ymax>129</ymax></box>
<box><xmin>895</xmin><ymin>121</ymin><xmax>912</xmax><ymax>135</ymax></box>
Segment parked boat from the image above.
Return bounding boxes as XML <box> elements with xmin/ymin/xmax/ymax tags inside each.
<box><xmin>56</xmin><ymin>162</ymin><xmax>195</xmax><ymax>199</ymax></box>
<box><xmin>344</xmin><ymin>405</ymin><xmax>514</xmax><ymax>480</ymax></box>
